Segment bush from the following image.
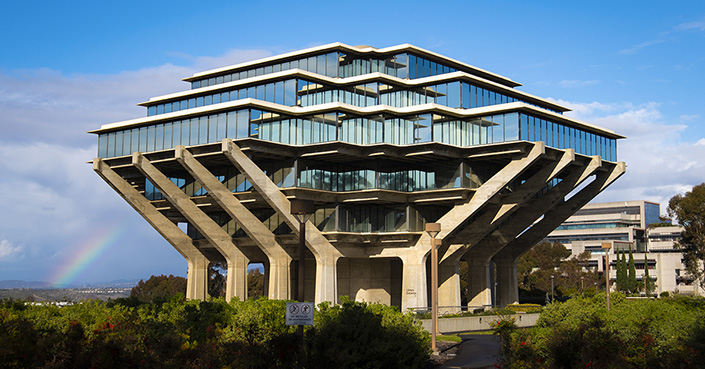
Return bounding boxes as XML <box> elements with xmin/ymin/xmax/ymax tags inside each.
<box><xmin>308</xmin><ymin>297</ymin><xmax>429</xmax><ymax>369</ymax></box>
<box><xmin>0</xmin><ymin>297</ymin><xmax>429</xmax><ymax>369</ymax></box>
<box><xmin>494</xmin><ymin>293</ymin><xmax>705</xmax><ymax>368</ymax></box>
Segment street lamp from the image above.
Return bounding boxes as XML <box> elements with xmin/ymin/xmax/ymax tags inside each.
<box><xmin>602</xmin><ymin>242</ymin><xmax>612</xmax><ymax>311</ymax></box>
<box><xmin>290</xmin><ymin>198</ymin><xmax>314</xmax><ymax>369</ymax></box>
<box><xmin>425</xmin><ymin>222</ymin><xmax>441</xmax><ymax>355</ymax></box>
<box><xmin>550</xmin><ymin>275</ymin><xmax>555</xmax><ymax>303</ymax></box>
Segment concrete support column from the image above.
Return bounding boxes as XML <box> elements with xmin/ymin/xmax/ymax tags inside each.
<box><xmin>494</xmin><ymin>256</ymin><xmax>519</xmax><ymax>306</ymax></box>
<box><xmin>186</xmin><ymin>254</ymin><xmax>209</xmax><ymax>300</ymax></box>
<box><xmin>227</xmin><ymin>256</ymin><xmax>248</xmax><ymax>301</ymax></box>
<box><xmin>438</xmin><ymin>258</ymin><xmax>462</xmax><ymax>313</ymax></box>
<box><xmin>400</xmin><ymin>251</ymin><xmax>428</xmax><ymax>312</ymax></box>
<box><xmin>467</xmin><ymin>256</ymin><xmax>491</xmax><ymax>307</ymax></box>
<box><xmin>314</xmin><ymin>253</ymin><xmax>339</xmax><ymax>304</ymax></box>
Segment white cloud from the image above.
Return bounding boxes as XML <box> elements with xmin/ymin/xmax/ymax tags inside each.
<box><xmin>619</xmin><ymin>16</ymin><xmax>705</xmax><ymax>55</ymax></box>
<box><xmin>557</xmin><ymin>100</ymin><xmax>705</xmax><ymax>212</ymax></box>
<box><xmin>0</xmin><ymin>240</ymin><xmax>22</xmax><ymax>259</ymax></box>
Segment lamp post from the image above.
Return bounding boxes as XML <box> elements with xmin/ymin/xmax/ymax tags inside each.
<box><xmin>290</xmin><ymin>198</ymin><xmax>314</xmax><ymax>369</ymax></box>
<box><xmin>602</xmin><ymin>242</ymin><xmax>612</xmax><ymax>311</ymax></box>
<box><xmin>550</xmin><ymin>275</ymin><xmax>555</xmax><ymax>303</ymax></box>
<box><xmin>425</xmin><ymin>222</ymin><xmax>441</xmax><ymax>355</ymax></box>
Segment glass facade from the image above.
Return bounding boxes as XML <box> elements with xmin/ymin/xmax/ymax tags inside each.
<box><xmin>186</xmin><ymin>203</ymin><xmax>451</xmax><ymax>239</ymax></box>
<box><xmin>148</xmin><ymin>78</ymin><xmax>559</xmax><ymax>117</ymax></box>
<box><xmin>189</xmin><ymin>52</ymin><xmax>460</xmax><ymax>90</ymax></box>
<box><xmin>99</xmin><ymin>108</ymin><xmax>616</xmax><ymax>162</ymax></box>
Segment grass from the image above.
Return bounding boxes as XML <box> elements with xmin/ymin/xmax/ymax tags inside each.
<box><xmin>436</xmin><ymin>330</ymin><xmax>495</xmax><ymax>342</ymax></box>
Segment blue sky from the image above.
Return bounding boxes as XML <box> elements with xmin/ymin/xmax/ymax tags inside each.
<box><xmin>1</xmin><ymin>0</ymin><xmax>704</xmax><ymax>284</ymax></box>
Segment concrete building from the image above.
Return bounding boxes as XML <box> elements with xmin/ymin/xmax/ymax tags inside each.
<box><xmin>91</xmin><ymin>43</ymin><xmax>625</xmax><ymax>311</ymax></box>
<box><xmin>545</xmin><ymin>200</ymin><xmax>703</xmax><ymax>295</ymax></box>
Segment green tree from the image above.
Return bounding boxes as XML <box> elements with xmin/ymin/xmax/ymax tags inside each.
<box><xmin>644</xmin><ymin>253</ymin><xmax>655</xmax><ymax>296</ymax></box>
<box><xmin>616</xmin><ymin>251</ymin><xmax>627</xmax><ymax>292</ymax></box>
<box><xmin>208</xmin><ymin>262</ymin><xmax>227</xmax><ymax>298</ymax></box>
<box><xmin>247</xmin><ymin>268</ymin><xmax>265</xmax><ymax>298</ymax></box>
<box><xmin>130</xmin><ymin>274</ymin><xmax>186</xmax><ymax>303</ymax></box>
<box><xmin>628</xmin><ymin>247</ymin><xmax>637</xmax><ymax>293</ymax></box>
<box><xmin>668</xmin><ymin>183</ymin><xmax>705</xmax><ymax>285</ymax></box>
<box><xmin>517</xmin><ymin>241</ymin><xmax>570</xmax><ymax>293</ymax></box>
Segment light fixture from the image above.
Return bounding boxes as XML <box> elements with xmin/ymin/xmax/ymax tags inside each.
<box><xmin>425</xmin><ymin>222</ymin><xmax>441</xmax><ymax>355</ymax></box>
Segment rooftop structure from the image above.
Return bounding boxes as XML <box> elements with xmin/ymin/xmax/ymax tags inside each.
<box><xmin>91</xmin><ymin>43</ymin><xmax>625</xmax><ymax>310</ymax></box>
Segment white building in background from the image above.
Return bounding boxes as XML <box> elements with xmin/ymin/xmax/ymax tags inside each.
<box><xmin>545</xmin><ymin>200</ymin><xmax>703</xmax><ymax>296</ymax></box>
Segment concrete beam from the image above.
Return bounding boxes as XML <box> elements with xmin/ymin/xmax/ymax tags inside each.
<box><xmin>131</xmin><ymin>152</ymin><xmax>248</xmax><ymax>301</ymax></box>
<box><xmin>175</xmin><ymin>146</ymin><xmax>291</xmax><ymax>300</ymax></box>
<box><xmin>93</xmin><ymin>158</ymin><xmax>208</xmax><ymax>300</ymax></box>
<box><xmin>493</xmin><ymin>161</ymin><xmax>626</xmax><ymax>306</ymax></box>
<box><xmin>221</xmin><ymin>139</ymin><xmax>341</xmax><ymax>304</ymax></box>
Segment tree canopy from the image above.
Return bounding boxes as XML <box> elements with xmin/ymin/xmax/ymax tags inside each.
<box><xmin>668</xmin><ymin>182</ymin><xmax>705</xmax><ymax>284</ymax></box>
<box><xmin>130</xmin><ymin>274</ymin><xmax>187</xmax><ymax>303</ymax></box>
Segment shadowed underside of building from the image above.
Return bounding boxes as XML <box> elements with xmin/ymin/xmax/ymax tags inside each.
<box><xmin>91</xmin><ymin>43</ymin><xmax>625</xmax><ymax>311</ymax></box>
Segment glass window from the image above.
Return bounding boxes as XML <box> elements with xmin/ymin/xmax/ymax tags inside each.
<box><xmin>181</xmin><ymin>120</ymin><xmax>190</xmax><ymax>145</ymax></box>
<box><xmin>189</xmin><ymin>118</ymin><xmax>199</xmax><ymax>145</ymax></box>
<box><xmin>505</xmin><ymin>113</ymin><xmax>519</xmax><ymax>141</ymax></box>
<box><xmin>237</xmin><ymin>110</ymin><xmax>249</xmax><ymax>138</ymax></box>
<box><xmin>155</xmin><ymin>124</ymin><xmax>164</xmax><ymax>151</ymax></box>
<box><xmin>172</xmin><ymin>121</ymin><xmax>181</xmax><ymax>146</ymax></box>
<box><xmin>462</xmin><ymin>83</ymin><xmax>470</xmax><ymax>109</ymax></box>
<box><xmin>131</xmin><ymin>128</ymin><xmax>140</xmax><ymax>153</ymax></box>
<box><xmin>520</xmin><ymin>114</ymin><xmax>528</xmax><ymax>140</ymax></box>
<box><xmin>447</xmin><ymin>82</ymin><xmax>461</xmax><ymax>108</ymax></box>
<box><xmin>326</xmin><ymin>52</ymin><xmax>337</xmax><ymax>77</ymax></box>
<box><xmin>147</xmin><ymin>125</ymin><xmax>155</xmax><ymax>152</ymax></box>
<box><xmin>250</xmin><ymin>110</ymin><xmax>261</xmax><ymax>138</ymax></box>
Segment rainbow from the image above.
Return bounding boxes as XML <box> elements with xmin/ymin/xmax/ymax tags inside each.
<box><xmin>50</xmin><ymin>225</ymin><xmax>126</xmax><ymax>287</ymax></box>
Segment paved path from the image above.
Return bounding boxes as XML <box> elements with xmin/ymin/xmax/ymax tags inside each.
<box><xmin>437</xmin><ymin>334</ymin><xmax>501</xmax><ymax>369</ymax></box>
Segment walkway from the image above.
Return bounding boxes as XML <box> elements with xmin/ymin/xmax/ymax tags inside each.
<box><xmin>437</xmin><ymin>334</ymin><xmax>501</xmax><ymax>369</ymax></box>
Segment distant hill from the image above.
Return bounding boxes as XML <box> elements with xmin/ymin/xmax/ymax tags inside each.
<box><xmin>0</xmin><ymin>279</ymin><xmax>141</xmax><ymax>289</ymax></box>
<box><xmin>0</xmin><ymin>280</ymin><xmax>53</xmax><ymax>289</ymax></box>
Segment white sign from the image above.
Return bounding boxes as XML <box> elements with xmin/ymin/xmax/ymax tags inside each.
<box><xmin>286</xmin><ymin>302</ymin><xmax>314</xmax><ymax>326</ymax></box>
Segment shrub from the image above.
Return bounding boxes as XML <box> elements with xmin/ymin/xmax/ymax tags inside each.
<box><xmin>497</xmin><ymin>293</ymin><xmax>705</xmax><ymax>368</ymax></box>
<box><xmin>308</xmin><ymin>298</ymin><xmax>429</xmax><ymax>369</ymax></box>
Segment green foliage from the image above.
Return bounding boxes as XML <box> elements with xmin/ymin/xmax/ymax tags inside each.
<box><xmin>496</xmin><ymin>294</ymin><xmax>705</xmax><ymax>368</ymax></box>
<box><xmin>0</xmin><ymin>297</ymin><xmax>429</xmax><ymax>369</ymax></box>
<box><xmin>628</xmin><ymin>247</ymin><xmax>637</xmax><ymax>293</ymax></box>
<box><xmin>130</xmin><ymin>274</ymin><xmax>186</xmax><ymax>304</ymax></box>
<box><xmin>309</xmin><ymin>297</ymin><xmax>429</xmax><ymax>369</ymax></box>
<box><xmin>247</xmin><ymin>268</ymin><xmax>265</xmax><ymax>298</ymax></box>
<box><xmin>505</xmin><ymin>304</ymin><xmax>543</xmax><ymax>313</ymax></box>
<box><xmin>617</xmin><ymin>251</ymin><xmax>628</xmax><ymax>292</ymax></box>
<box><xmin>668</xmin><ymin>182</ymin><xmax>705</xmax><ymax>284</ymax></box>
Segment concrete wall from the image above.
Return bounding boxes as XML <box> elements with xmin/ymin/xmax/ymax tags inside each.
<box><xmin>419</xmin><ymin>313</ymin><xmax>540</xmax><ymax>334</ymax></box>
<box><xmin>337</xmin><ymin>257</ymin><xmax>402</xmax><ymax>306</ymax></box>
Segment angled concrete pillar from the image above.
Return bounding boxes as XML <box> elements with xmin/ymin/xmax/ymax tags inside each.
<box><xmin>222</xmin><ymin>139</ymin><xmax>341</xmax><ymax>304</ymax></box>
<box><xmin>400</xmin><ymin>250</ymin><xmax>428</xmax><ymax>311</ymax></box>
<box><xmin>132</xmin><ymin>152</ymin><xmax>249</xmax><ymax>301</ymax></box>
<box><xmin>494</xmin><ymin>256</ymin><xmax>519</xmax><ymax>306</ymax></box>
<box><xmin>175</xmin><ymin>146</ymin><xmax>291</xmax><ymax>300</ymax></box>
<box><xmin>93</xmin><ymin>158</ymin><xmax>208</xmax><ymax>300</ymax></box>
<box><xmin>186</xmin><ymin>254</ymin><xmax>210</xmax><ymax>300</ymax></box>
<box><xmin>467</xmin><ymin>256</ymin><xmax>492</xmax><ymax>307</ymax></box>
<box><xmin>493</xmin><ymin>161</ymin><xmax>626</xmax><ymax>306</ymax></box>
<box><xmin>438</xmin><ymin>255</ymin><xmax>462</xmax><ymax>313</ymax></box>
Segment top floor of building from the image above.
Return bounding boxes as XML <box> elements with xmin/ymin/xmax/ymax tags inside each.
<box><xmin>91</xmin><ymin>43</ymin><xmax>624</xmax><ymax>161</ymax></box>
